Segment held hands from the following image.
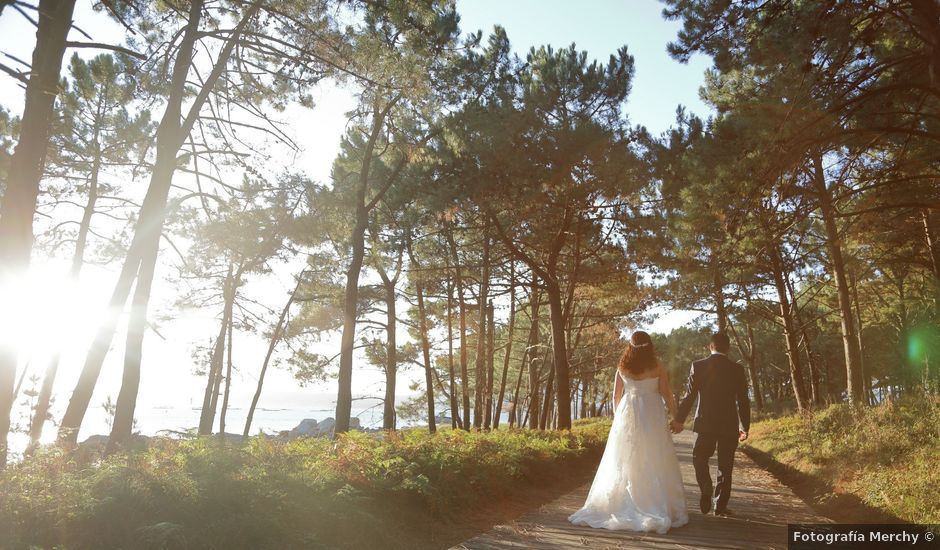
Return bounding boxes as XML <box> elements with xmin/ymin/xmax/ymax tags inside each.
<box><xmin>669</xmin><ymin>419</ymin><xmax>684</xmax><ymax>434</ymax></box>
<box><xmin>739</xmin><ymin>430</ymin><xmax>748</xmax><ymax>442</ymax></box>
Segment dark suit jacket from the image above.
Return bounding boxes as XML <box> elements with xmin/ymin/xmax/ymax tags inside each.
<box><xmin>676</xmin><ymin>353</ymin><xmax>751</xmax><ymax>436</ymax></box>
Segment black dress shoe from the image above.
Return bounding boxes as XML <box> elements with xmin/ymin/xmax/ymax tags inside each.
<box><xmin>700</xmin><ymin>493</ymin><xmax>712</xmax><ymax>514</ymax></box>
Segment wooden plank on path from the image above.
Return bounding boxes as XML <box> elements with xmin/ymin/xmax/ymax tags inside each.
<box><xmin>451</xmin><ymin>431</ymin><xmax>826</xmax><ymax>550</ymax></box>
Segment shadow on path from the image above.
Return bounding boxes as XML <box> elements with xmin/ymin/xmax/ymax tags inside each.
<box><xmin>450</xmin><ymin>431</ymin><xmax>826</xmax><ymax>550</ymax></box>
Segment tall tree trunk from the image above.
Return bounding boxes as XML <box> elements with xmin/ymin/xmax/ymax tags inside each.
<box><xmin>770</xmin><ymin>247</ymin><xmax>809</xmax><ymax>413</ymax></box>
<box><xmin>445</xmin><ymin>274</ymin><xmax>459</xmax><ymax>429</ymax></box>
<box><xmin>745</xmin><ymin>322</ymin><xmax>764</xmax><ymax>411</ymax></box>
<box><xmin>58</xmin><ymin>250</ymin><xmax>141</xmax><ymax>445</ymax></box>
<box><xmin>508</xmin><ymin>350</ymin><xmax>526</xmax><ymax>427</ymax></box>
<box><xmin>382</xmin><ymin>278</ymin><xmax>397</xmax><ymax>431</ymax></box>
<box><xmin>521</xmin><ymin>394</ymin><xmax>531</xmax><ymax>428</ymax></box>
<box><xmin>219</xmin><ymin>313</ymin><xmax>234</xmax><ymax>436</ymax></box>
<box><xmin>413</xmin><ymin>269</ymin><xmax>436</xmax><ymax>434</ymax></box>
<box><xmin>544</xmin><ymin>276</ymin><xmax>572</xmax><ymax>430</ymax></box>
<box><xmin>850</xmin><ymin>270</ymin><xmax>873</xmax><ymax>404</ymax></box>
<box><xmin>784</xmin><ymin>274</ymin><xmax>820</xmax><ymax>405</ymax></box>
<box><xmin>336</xmin><ymin>197</ymin><xmax>369</xmax><ymax>434</ymax></box>
<box><xmin>61</xmin><ymin>0</ymin><xmax>256</xmax><ymax>447</ymax></box>
<box><xmin>728</xmin><ymin>316</ymin><xmax>764</xmax><ymax>411</ymax></box>
<box><xmin>473</xmin><ymin>230</ymin><xmax>491</xmax><ymax>429</ymax></box>
<box><xmin>27</xmin><ymin>149</ymin><xmax>102</xmax><ymax>453</ymax></box>
<box><xmin>0</xmin><ymin>0</ymin><xmax>77</xmax><ymax>467</ymax></box>
<box><xmin>483</xmin><ymin>300</ymin><xmax>495</xmax><ymax>428</ymax></box>
<box><xmin>244</xmin><ymin>275</ymin><xmax>301</xmax><ymax>437</ymax></box>
<box><xmin>335</xmin><ymin>99</ymin><xmax>399</xmax><ymax>434</ymax></box>
<box><xmin>198</xmin><ymin>266</ymin><xmax>236</xmax><ymax>435</ymax></box>
<box><xmin>110</xmin><ymin>0</ymin><xmax>259</xmax><ymax>452</ymax></box>
<box><xmin>812</xmin><ymin>153</ymin><xmax>863</xmax><ymax>403</ymax></box>
<box><xmin>922</xmin><ymin>209</ymin><xmax>940</xmax><ymax>317</ymax></box>
<box><xmin>488</xmin><ymin>208</ymin><xmax>574</xmax><ymax>430</ymax></box>
<box><xmin>526</xmin><ymin>279</ymin><xmax>541</xmax><ymax>430</ymax></box>
<box><xmin>444</xmin><ymin>221</ymin><xmax>471</xmax><ymax>430</ymax></box>
<box><xmin>493</xmin><ymin>265</ymin><xmax>517</xmax><ymax>429</ymax></box>
<box><xmin>69</xmin><ymin>151</ymin><xmax>102</xmax><ymax>278</ymax></box>
<box><xmin>911</xmin><ymin>0</ymin><xmax>940</xmax><ymax>90</ymax></box>
<box><xmin>107</xmin><ymin>228</ymin><xmax>164</xmax><ymax>452</ymax></box>
<box><xmin>539</xmin><ymin>364</ymin><xmax>555</xmax><ymax>430</ymax></box>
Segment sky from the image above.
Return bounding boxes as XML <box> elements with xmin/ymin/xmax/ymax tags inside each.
<box><xmin>0</xmin><ymin>1</ymin><xmax>713</xmax><ymax>443</ymax></box>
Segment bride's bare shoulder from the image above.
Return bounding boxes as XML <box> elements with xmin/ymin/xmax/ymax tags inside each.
<box><xmin>621</xmin><ymin>365</ymin><xmax>661</xmax><ymax>381</ymax></box>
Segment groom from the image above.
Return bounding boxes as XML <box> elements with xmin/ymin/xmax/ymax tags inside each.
<box><xmin>671</xmin><ymin>332</ymin><xmax>751</xmax><ymax>517</ymax></box>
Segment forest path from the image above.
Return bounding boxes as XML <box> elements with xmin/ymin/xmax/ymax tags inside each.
<box><xmin>450</xmin><ymin>431</ymin><xmax>825</xmax><ymax>549</ymax></box>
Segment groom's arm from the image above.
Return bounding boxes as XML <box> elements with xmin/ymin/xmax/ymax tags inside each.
<box><xmin>675</xmin><ymin>363</ymin><xmax>697</xmax><ymax>424</ymax></box>
<box><xmin>737</xmin><ymin>366</ymin><xmax>751</xmax><ymax>433</ymax></box>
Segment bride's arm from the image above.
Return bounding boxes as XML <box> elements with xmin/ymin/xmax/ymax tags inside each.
<box><xmin>658</xmin><ymin>362</ymin><xmax>678</xmax><ymax>419</ymax></box>
<box><xmin>613</xmin><ymin>370</ymin><xmax>623</xmax><ymax>410</ymax></box>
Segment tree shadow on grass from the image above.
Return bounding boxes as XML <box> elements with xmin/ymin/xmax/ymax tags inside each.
<box><xmin>741</xmin><ymin>446</ymin><xmax>904</xmax><ymax>524</ymax></box>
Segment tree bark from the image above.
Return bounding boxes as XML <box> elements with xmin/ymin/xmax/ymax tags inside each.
<box><xmin>812</xmin><ymin>153</ymin><xmax>863</xmax><ymax>403</ymax></box>
<box><xmin>381</xmin><ymin>275</ymin><xmax>397</xmax><ymax>431</ymax></box>
<box><xmin>539</xmin><ymin>363</ymin><xmax>555</xmax><ymax>430</ymax></box>
<box><xmin>335</xmin><ymin>98</ymin><xmax>399</xmax><ymax>434</ymax></box>
<box><xmin>508</xmin><ymin>350</ymin><xmax>526</xmax><ymax>427</ymax></box>
<box><xmin>784</xmin><ymin>274</ymin><xmax>821</xmax><ymax>405</ymax></box>
<box><xmin>0</xmin><ymin>0</ymin><xmax>77</xmax><ymax>467</ymax></box>
<box><xmin>770</xmin><ymin>247</ymin><xmax>809</xmax><ymax>413</ymax></box>
<box><xmin>406</xmin><ymin>237</ymin><xmax>434</xmax><ymax>433</ymax></box>
<box><xmin>487</xmin><ymin>208</ymin><xmax>574</xmax><ymax>430</ymax></box>
<box><xmin>921</xmin><ymin>209</ymin><xmax>940</xmax><ymax>318</ymax></box>
<box><xmin>198</xmin><ymin>265</ymin><xmax>237</xmax><ymax>435</ymax></box>
<box><xmin>473</xmin><ymin>230</ymin><xmax>491</xmax><ymax>428</ymax></box>
<box><xmin>850</xmin><ymin>269</ymin><xmax>873</xmax><ymax>404</ymax></box>
<box><xmin>544</xmin><ymin>276</ymin><xmax>572</xmax><ymax>429</ymax></box>
<box><xmin>526</xmin><ymin>279</ymin><xmax>541</xmax><ymax>429</ymax></box>
<box><xmin>27</xmin><ymin>146</ymin><xmax>101</xmax><ymax>453</ymax></box>
<box><xmin>745</xmin><ymin>322</ymin><xmax>764</xmax><ymax>411</ymax></box>
<box><xmin>0</xmin><ymin>0</ymin><xmax>76</xmax><ymax>268</ymax></box>
<box><xmin>493</xmin><ymin>265</ymin><xmax>516</xmax><ymax>428</ymax></box>
<box><xmin>413</xmin><ymin>265</ymin><xmax>436</xmax><ymax>433</ymax></box>
<box><xmin>219</xmin><ymin>312</ymin><xmax>234</xmax><ymax>436</ymax></box>
<box><xmin>336</xmin><ymin>205</ymin><xmax>368</xmax><ymax>434</ymax></box>
<box><xmin>112</xmin><ymin>0</ymin><xmax>262</xmax><ymax>452</ymax></box>
<box><xmin>444</xmin><ymin>221</ymin><xmax>471</xmax><ymax>430</ymax></box>
<box><xmin>244</xmin><ymin>275</ymin><xmax>301</xmax><ymax>437</ymax></box>
<box><xmin>58</xmin><ymin>249</ymin><xmax>142</xmax><ymax>445</ymax></box>
<box><xmin>445</xmin><ymin>274</ymin><xmax>459</xmax><ymax>429</ymax></box>
<box><xmin>483</xmin><ymin>300</ymin><xmax>495</xmax><ymax>428</ymax></box>
<box><xmin>62</xmin><ymin>0</ymin><xmax>257</xmax><ymax>448</ymax></box>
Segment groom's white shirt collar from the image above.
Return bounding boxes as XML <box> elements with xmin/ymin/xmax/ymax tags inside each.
<box><xmin>710</xmin><ymin>351</ymin><xmax>726</xmax><ymax>355</ymax></box>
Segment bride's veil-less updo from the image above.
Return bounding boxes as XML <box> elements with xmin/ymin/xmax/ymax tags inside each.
<box><xmin>618</xmin><ymin>330</ymin><xmax>658</xmax><ymax>376</ymax></box>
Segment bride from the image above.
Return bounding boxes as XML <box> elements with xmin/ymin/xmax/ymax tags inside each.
<box><xmin>568</xmin><ymin>330</ymin><xmax>689</xmax><ymax>533</ymax></box>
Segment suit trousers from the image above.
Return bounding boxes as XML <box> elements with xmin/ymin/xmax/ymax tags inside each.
<box><xmin>692</xmin><ymin>431</ymin><xmax>738</xmax><ymax>512</ymax></box>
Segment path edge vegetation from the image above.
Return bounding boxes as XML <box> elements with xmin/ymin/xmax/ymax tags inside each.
<box><xmin>742</xmin><ymin>396</ymin><xmax>940</xmax><ymax>524</ymax></box>
<box><xmin>0</xmin><ymin>418</ymin><xmax>610</xmax><ymax>550</ymax></box>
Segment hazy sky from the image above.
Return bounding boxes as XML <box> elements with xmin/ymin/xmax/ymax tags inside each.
<box><xmin>0</xmin><ymin>1</ymin><xmax>712</xmax><ymax>441</ymax></box>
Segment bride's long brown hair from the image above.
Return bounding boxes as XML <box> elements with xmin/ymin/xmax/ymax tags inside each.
<box><xmin>617</xmin><ymin>330</ymin><xmax>658</xmax><ymax>376</ymax></box>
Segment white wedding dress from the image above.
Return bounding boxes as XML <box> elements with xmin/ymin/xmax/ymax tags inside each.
<box><xmin>568</xmin><ymin>373</ymin><xmax>689</xmax><ymax>533</ymax></box>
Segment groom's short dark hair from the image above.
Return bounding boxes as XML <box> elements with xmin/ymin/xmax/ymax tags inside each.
<box><xmin>711</xmin><ymin>332</ymin><xmax>731</xmax><ymax>353</ymax></box>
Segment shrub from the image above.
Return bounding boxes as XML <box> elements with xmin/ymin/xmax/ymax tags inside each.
<box><xmin>745</xmin><ymin>396</ymin><xmax>940</xmax><ymax>523</ymax></box>
<box><xmin>0</xmin><ymin>418</ymin><xmax>611</xmax><ymax>549</ymax></box>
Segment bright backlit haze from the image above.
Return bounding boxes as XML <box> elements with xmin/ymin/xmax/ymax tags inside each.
<box><xmin>0</xmin><ymin>1</ymin><xmax>713</xmax><ymax>446</ymax></box>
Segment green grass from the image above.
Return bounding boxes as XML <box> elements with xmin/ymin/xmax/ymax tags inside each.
<box><xmin>743</xmin><ymin>396</ymin><xmax>940</xmax><ymax>523</ymax></box>
<box><xmin>0</xmin><ymin>417</ymin><xmax>610</xmax><ymax>549</ymax></box>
